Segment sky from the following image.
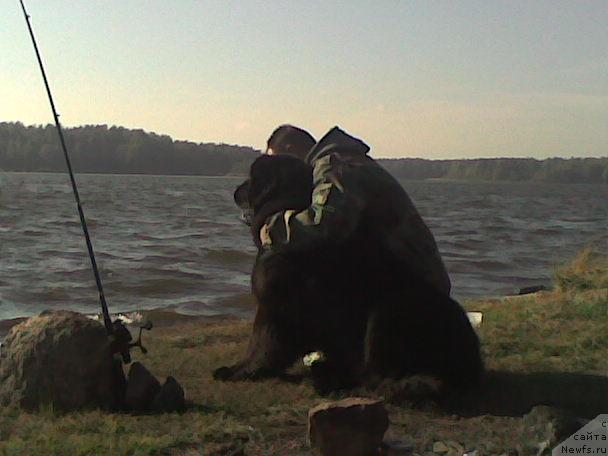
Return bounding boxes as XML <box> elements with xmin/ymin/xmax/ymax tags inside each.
<box><xmin>2</xmin><ymin>0</ymin><xmax>607</xmax><ymax>159</ymax></box>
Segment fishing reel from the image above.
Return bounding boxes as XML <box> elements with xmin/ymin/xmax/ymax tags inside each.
<box><xmin>110</xmin><ymin>318</ymin><xmax>153</xmax><ymax>364</ymax></box>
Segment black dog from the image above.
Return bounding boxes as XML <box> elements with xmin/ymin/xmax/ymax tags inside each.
<box><xmin>214</xmin><ymin>155</ymin><xmax>483</xmax><ymax>391</ymax></box>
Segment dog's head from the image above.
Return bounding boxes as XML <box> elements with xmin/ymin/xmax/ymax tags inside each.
<box><xmin>234</xmin><ymin>155</ymin><xmax>313</xmax><ymax>239</ymax></box>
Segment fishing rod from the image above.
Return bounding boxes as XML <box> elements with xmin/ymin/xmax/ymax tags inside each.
<box><xmin>19</xmin><ymin>0</ymin><xmax>149</xmax><ymax>362</ymax></box>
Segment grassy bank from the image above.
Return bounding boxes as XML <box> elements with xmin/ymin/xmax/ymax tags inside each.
<box><xmin>0</xmin><ymin>251</ymin><xmax>606</xmax><ymax>455</ymax></box>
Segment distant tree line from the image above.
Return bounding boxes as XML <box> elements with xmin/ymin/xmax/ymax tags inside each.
<box><xmin>1</xmin><ymin>122</ymin><xmax>606</xmax><ymax>183</ymax></box>
<box><xmin>381</xmin><ymin>156</ymin><xmax>608</xmax><ymax>184</ymax></box>
<box><xmin>0</xmin><ymin>122</ymin><xmax>258</xmax><ymax>176</ymax></box>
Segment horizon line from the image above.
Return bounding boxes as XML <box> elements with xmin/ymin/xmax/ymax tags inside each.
<box><xmin>4</xmin><ymin>120</ymin><xmax>607</xmax><ymax>162</ymax></box>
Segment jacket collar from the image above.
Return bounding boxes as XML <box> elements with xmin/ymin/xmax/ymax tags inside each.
<box><xmin>306</xmin><ymin>126</ymin><xmax>370</xmax><ymax>164</ymax></box>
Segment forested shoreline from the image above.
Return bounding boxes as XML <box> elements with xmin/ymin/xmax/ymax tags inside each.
<box><xmin>1</xmin><ymin>122</ymin><xmax>606</xmax><ymax>183</ymax></box>
<box><xmin>0</xmin><ymin>122</ymin><xmax>258</xmax><ymax>176</ymax></box>
<box><xmin>380</xmin><ymin>156</ymin><xmax>607</xmax><ymax>184</ymax></box>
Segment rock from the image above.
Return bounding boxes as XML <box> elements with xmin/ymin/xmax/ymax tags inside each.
<box><xmin>0</xmin><ymin>310</ymin><xmax>123</xmax><ymax>411</ymax></box>
<box><xmin>522</xmin><ymin>405</ymin><xmax>585</xmax><ymax>448</ymax></box>
<box><xmin>518</xmin><ymin>285</ymin><xmax>548</xmax><ymax>295</ymax></box>
<box><xmin>0</xmin><ymin>317</ymin><xmax>27</xmax><ymax>341</ymax></box>
<box><xmin>382</xmin><ymin>439</ymin><xmax>414</xmax><ymax>455</ymax></box>
<box><xmin>445</xmin><ymin>441</ymin><xmax>464</xmax><ymax>456</ymax></box>
<box><xmin>152</xmin><ymin>376</ymin><xmax>186</xmax><ymax>413</ymax></box>
<box><xmin>125</xmin><ymin>362</ymin><xmax>161</xmax><ymax>412</ymax></box>
<box><xmin>308</xmin><ymin>397</ymin><xmax>389</xmax><ymax>456</ymax></box>
<box><xmin>432</xmin><ymin>442</ymin><xmax>449</xmax><ymax>454</ymax></box>
<box><xmin>432</xmin><ymin>441</ymin><xmax>465</xmax><ymax>455</ymax></box>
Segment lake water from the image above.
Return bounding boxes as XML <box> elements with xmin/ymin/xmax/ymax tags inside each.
<box><xmin>0</xmin><ymin>172</ymin><xmax>606</xmax><ymax>322</ymax></box>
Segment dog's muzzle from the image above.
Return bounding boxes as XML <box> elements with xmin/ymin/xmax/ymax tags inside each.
<box><xmin>239</xmin><ymin>208</ymin><xmax>253</xmax><ymax>226</ymax></box>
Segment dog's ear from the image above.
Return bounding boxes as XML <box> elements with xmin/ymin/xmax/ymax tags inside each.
<box><xmin>233</xmin><ymin>179</ymin><xmax>253</xmax><ymax>226</ymax></box>
<box><xmin>234</xmin><ymin>179</ymin><xmax>250</xmax><ymax>210</ymax></box>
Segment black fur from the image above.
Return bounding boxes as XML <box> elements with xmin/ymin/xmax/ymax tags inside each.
<box><xmin>214</xmin><ymin>155</ymin><xmax>483</xmax><ymax>391</ymax></box>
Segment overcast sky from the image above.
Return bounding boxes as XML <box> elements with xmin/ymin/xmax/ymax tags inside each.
<box><xmin>2</xmin><ymin>1</ymin><xmax>607</xmax><ymax>159</ymax></box>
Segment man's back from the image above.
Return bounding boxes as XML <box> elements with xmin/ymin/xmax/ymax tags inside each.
<box><xmin>262</xmin><ymin>126</ymin><xmax>451</xmax><ymax>296</ymax></box>
<box><xmin>346</xmin><ymin>152</ymin><xmax>451</xmax><ymax>295</ymax></box>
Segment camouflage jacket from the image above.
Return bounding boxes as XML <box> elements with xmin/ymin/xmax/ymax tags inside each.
<box><xmin>261</xmin><ymin>127</ymin><xmax>451</xmax><ymax>295</ymax></box>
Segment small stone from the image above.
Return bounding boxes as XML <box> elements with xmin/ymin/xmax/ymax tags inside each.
<box><xmin>308</xmin><ymin>397</ymin><xmax>388</xmax><ymax>456</ymax></box>
<box><xmin>445</xmin><ymin>441</ymin><xmax>464</xmax><ymax>455</ymax></box>
<box><xmin>125</xmin><ymin>362</ymin><xmax>161</xmax><ymax>412</ymax></box>
<box><xmin>432</xmin><ymin>442</ymin><xmax>449</xmax><ymax>454</ymax></box>
<box><xmin>523</xmin><ymin>405</ymin><xmax>584</xmax><ymax>445</ymax></box>
<box><xmin>152</xmin><ymin>376</ymin><xmax>186</xmax><ymax>413</ymax></box>
<box><xmin>383</xmin><ymin>439</ymin><xmax>414</xmax><ymax>455</ymax></box>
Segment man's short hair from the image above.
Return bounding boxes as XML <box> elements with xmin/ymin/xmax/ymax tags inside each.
<box><xmin>266</xmin><ymin>125</ymin><xmax>316</xmax><ymax>160</ymax></box>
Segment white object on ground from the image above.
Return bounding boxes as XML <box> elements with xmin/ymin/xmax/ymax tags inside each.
<box><xmin>466</xmin><ymin>311</ymin><xmax>483</xmax><ymax>328</ymax></box>
<box><xmin>303</xmin><ymin>351</ymin><xmax>325</xmax><ymax>366</ymax></box>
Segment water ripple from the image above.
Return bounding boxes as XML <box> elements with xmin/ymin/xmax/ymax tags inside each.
<box><xmin>0</xmin><ymin>173</ymin><xmax>606</xmax><ymax>321</ymax></box>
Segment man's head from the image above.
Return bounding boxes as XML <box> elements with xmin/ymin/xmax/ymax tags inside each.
<box><xmin>266</xmin><ymin>125</ymin><xmax>316</xmax><ymax>161</ymax></box>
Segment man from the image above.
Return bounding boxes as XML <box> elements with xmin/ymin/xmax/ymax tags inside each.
<box><xmin>260</xmin><ymin>124</ymin><xmax>451</xmax><ymax>296</ymax></box>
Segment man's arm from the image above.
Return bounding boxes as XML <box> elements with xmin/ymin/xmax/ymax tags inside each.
<box><xmin>260</xmin><ymin>154</ymin><xmax>365</xmax><ymax>251</ymax></box>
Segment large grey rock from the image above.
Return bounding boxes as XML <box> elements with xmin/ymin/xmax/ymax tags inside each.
<box><xmin>152</xmin><ymin>376</ymin><xmax>186</xmax><ymax>413</ymax></box>
<box><xmin>308</xmin><ymin>397</ymin><xmax>389</xmax><ymax>456</ymax></box>
<box><xmin>522</xmin><ymin>405</ymin><xmax>586</xmax><ymax>450</ymax></box>
<box><xmin>0</xmin><ymin>310</ymin><xmax>123</xmax><ymax>411</ymax></box>
<box><xmin>125</xmin><ymin>362</ymin><xmax>160</xmax><ymax>412</ymax></box>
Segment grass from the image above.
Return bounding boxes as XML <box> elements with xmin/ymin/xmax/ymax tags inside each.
<box><xmin>554</xmin><ymin>248</ymin><xmax>608</xmax><ymax>292</ymax></box>
<box><xmin>0</xmin><ymin>250</ymin><xmax>606</xmax><ymax>455</ymax></box>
